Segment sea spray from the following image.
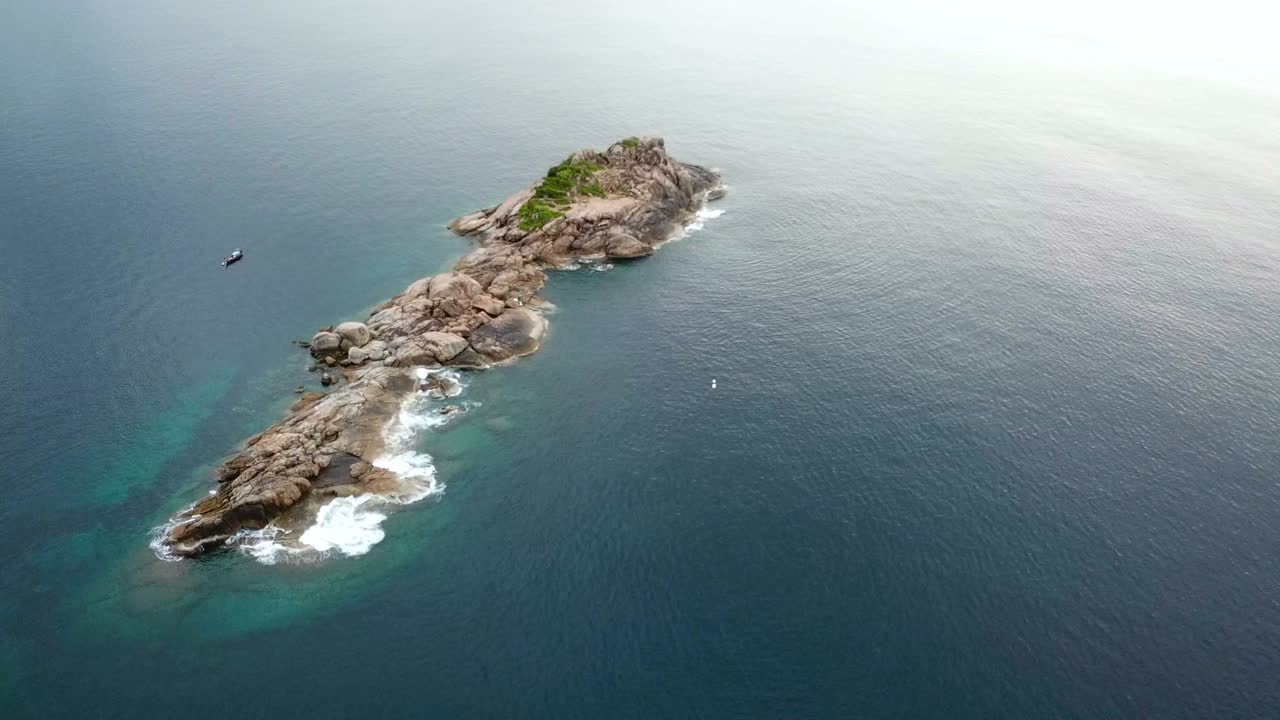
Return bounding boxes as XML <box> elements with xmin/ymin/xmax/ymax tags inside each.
<box><xmin>230</xmin><ymin>525</ymin><xmax>303</xmax><ymax>565</ymax></box>
<box><xmin>684</xmin><ymin>206</ymin><xmax>726</xmax><ymax>234</ymax></box>
<box><xmin>663</xmin><ymin>192</ymin><xmax>727</xmax><ymax>246</ymax></box>
<box><xmin>297</xmin><ymin>496</ymin><xmax>386</xmax><ymax>556</ymax></box>
<box><xmin>675</xmin><ymin>203</ymin><xmax>727</xmax><ymax>239</ymax></box>
<box><xmin>221</xmin><ymin>369</ymin><xmax>469</xmax><ymax>564</ymax></box>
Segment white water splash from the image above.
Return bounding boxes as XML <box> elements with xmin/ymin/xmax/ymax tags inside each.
<box><xmin>682</xmin><ymin>206</ymin><xmax>726</xmax><ymax>235</ymax></box>
<box><xmin>230</xmin><ymin>525</ymin><xmax>304</xmax><ymax>565</ymax></box>
<box><xmin>148</xmin><ymin>512</ymin><xmax>200</xmax><ymax>562</ymax></box>
<box><xmin>230</xmin><ymin>368</ymin><xmax>468</xmax><ymax>564</ymax></box>
<box><xmin>665</xmin><ymin>193</ymin><xmax>727</xmax><ymax>244</ymax></box>
<box><xmin>297</xmin><ymin>496</ymin><xmax>387</xmax><ymax>557</ymax></box>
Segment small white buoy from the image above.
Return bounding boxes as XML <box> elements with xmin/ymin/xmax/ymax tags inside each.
<box><xmin>711</xmin><ymin>378</ymin><xmax>717</xmax><ymax>389</ymax></box>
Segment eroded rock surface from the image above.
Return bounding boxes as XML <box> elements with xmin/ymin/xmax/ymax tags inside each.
<box><xmin>468</xmin><ymin>308</ymin><xmax>546</xmax><ymax>362</ymax></box>
<box><xmin>159</xmin><ymin>137</ymin><xmax>722</xmax><ymax>558</ymax></box>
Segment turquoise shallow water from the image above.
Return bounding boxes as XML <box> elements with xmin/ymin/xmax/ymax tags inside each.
<box><xmin>3</xmin><ymin>1</ymin><xmax>1280</xmax><ymax>717</ymax></box>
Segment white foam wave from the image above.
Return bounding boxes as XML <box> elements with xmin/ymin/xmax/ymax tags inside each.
<box><xmin>666</xmin><ymin>201</ymin><xmax>726</xmax><ymax>244</ymax></box>
<box><xmin>555</xmin><ymin>258</ymin><xmax>609</xmax><ymax>273</ymax></box>
<box><xmin>385</xmin><ymin>379</ymin><xmax>457</xmax><ymax>447</ymax></box>
<box><xmin>685</xmin><ymin>206</ymin><xmax>726</xmax><ymax>233</ymax></box>
<box><xmin>234</xmin><ymin>368</ymin><xmax>466</xmax><ymax>564</ymax></box>
<box><xmin>373</xmin><ymin>447</ymin><xmax>442</xmax><ymax>503</ymax></box>
<box><xmin>148</xmin><ymin>510</ymin><xmax>198</xmax><ymax>562</ymax></box>
<box><xmin>230</xmin><ymin>525</ymin><xmax>306</xmax><ymax>565</ymax></box>
<box><xmin>298</xmin><ymin>496</ymin><xmax>387</xmax><ymax>556</ymax></box>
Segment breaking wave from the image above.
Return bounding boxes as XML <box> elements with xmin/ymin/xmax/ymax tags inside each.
<box><xmin>228</xmin><ymin>368</ymin><xmax>468</xmax><ymax>564</ymax></box>
<box><xmin>685</xmin><ymin>206</ymin><xmax>726</xmax><ymax>233</ymax></box>
<box><xmin>667</xmin><ymin>193</ymin><xmax>727</xmax><ymax>244</ymax></box>
<box><xmin>297</xmin><ymin>496</ymin><xmax>386</xmax><ymax>557</ymax></box>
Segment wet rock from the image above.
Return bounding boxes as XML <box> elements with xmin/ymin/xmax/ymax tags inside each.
<box><xmin>446</xmin><ymin>347</ymin><xmax>489</xmax><ymax>369</ymax></box>
<box><xmin>421</xmin><ymin>372</ymin><xmax>461</xmax><ymax>399</ymax></box>
<box><xmin>468</xmin><ymin>308</ymin><xmax>545</xmax><ymax>361</ymax></box>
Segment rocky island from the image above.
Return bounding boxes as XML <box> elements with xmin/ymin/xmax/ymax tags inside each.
<box><xmin>159</xmin><ymin>137</ymin><xmax>722</xmax><ymax>558</ymax></box>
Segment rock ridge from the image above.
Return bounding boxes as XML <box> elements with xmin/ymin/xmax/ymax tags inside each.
<box><xmin>159</xmin><ymin>137</ymin><xmax>722</xmax><ymax>558</ymax></box>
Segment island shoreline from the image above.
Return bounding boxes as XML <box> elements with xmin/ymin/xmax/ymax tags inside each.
<box><xmin>155</xmin><ymin>137</ymin><xmax>723</xmax><ymax>559</ymax></box>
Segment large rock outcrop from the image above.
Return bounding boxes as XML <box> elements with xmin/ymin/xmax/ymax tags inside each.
<box><xmin>158</xmin><ymin>137</ymin><xmax>722</xmax><ymax>558</ymax></box>
<box><xmin>605</xmin><ymin>234</ymin><xmax>652</xmax><ymax>259</ymax></box>
<box><xmin>334</xmin><ymin>321</ymin><xmax>372</xmax><ymax>348</ymax></box>
<box><xmin>162</xmin><ymin>368</ymin><xmax>415</xmax><ymax>557</ymax></box>
<box><xmin>391</xmin><ymin>332</ymin><xmax>469</xmax><ymax>366</ymax></box>
<box><xmin>468</xmin><ymin>308</ymin><xmax>546</xmax><ymax>361</ymax></box>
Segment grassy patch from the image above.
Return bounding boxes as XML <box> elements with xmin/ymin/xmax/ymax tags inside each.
<box><xmin>517</xmin><ymin>201</ymin><xmax>564</xmax><ymax>230</ymax></box>
<box><xmin>620</xmin><ymin>137</ymin><xmax>641</xmax><ymax>148</ymax></box>
<box><xmin>518</xmin><ymin>155</ymin><xmax>606</xmax><ymax>230</ymax></box>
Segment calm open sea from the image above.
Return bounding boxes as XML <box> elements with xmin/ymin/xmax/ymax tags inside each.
<box><xmin>2</xmin><ymin>1</ymin><xmax>1279</xmax><ymax>717</ymax></box>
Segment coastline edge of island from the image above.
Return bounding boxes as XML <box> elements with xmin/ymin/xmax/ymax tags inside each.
<box><xmin>153</xmin><ymin>137</ymin><xmax>725</xmax><ymax>560</ymax></box>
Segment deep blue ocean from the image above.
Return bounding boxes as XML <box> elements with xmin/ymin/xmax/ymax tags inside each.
<box><xmin>3</xmin><ymin>1</ymin><xmax>1279</xmax><ymax>717</ymax></box>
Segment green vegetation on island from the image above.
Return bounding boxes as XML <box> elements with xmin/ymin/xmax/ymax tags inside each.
<box><xmin>518</xmin><ymin>155</ymin><xmax>605</xmax><ymax>230</ymax></box>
